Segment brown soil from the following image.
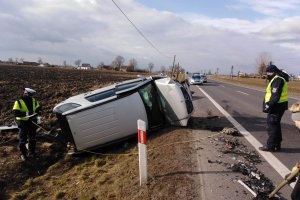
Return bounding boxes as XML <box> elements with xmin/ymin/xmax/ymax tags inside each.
<box><xmin>0</xmin><ymin>65</ymin><xmax>274</xmax><ymax>199</ymax></box>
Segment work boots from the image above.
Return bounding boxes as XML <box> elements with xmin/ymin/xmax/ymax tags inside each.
<box><xmin>259</xmin><ymin>145</ymin><xmax>281</xmax><ymax>152</ymax></box>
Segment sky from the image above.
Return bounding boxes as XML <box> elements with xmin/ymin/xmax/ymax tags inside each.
<box><xmin>1</xmin><ymin>0</ymin><xmax>300</xmax><ymax>75</ymax></box>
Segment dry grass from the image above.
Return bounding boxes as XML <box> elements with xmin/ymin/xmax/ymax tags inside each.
<box><xmin>210</xmin><ymin>75</ymin><xmax>300</xmax><ymax>96</ymax></box>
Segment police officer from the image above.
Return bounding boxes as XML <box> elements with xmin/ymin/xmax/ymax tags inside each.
<box><xmin>259</xmin><ymin>64</ymin><xmax>288</xmax><ymax>152</ymax></box>
<box><xmin>13</xmin><ymin>88</ymin><xmax>41</xmax><ymax>161</ymax></box>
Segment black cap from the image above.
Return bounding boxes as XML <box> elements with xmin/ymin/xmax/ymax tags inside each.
<box><xmin>266</xmin><ymin>65</ymin><xmax>279</xmax><ymax>73</ymax></box>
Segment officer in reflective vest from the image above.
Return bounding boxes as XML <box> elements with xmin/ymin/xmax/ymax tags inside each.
<box><xmin>13</xmin><ymin>88</ymin><xmax>41</xmax><ymax>161</ymax></box>
<box><xmin>259</xmin><ymin>64</ymin><xmax>288</xmax><ymax>152</ymax></box>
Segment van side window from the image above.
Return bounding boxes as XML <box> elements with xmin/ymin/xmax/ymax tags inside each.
<box><xmin>85</xmin><ymin>90</ymin><xmax>115</xmax><ymax>102</ymax></box>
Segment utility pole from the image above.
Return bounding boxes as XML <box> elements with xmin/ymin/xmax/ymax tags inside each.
<box><xmin>230</xmin><ymin>65</ymin><xmax>234</xmax><ymax>78</ymax></box>
<box><xmin>171</xmin><ymin>55</ymin><xmax>176</xmax><ymax>78</ymax></box>
<box><xmin>176</xmin><ymin>62</ymin><xmax>180</xmax><ymax>79</ymax></box>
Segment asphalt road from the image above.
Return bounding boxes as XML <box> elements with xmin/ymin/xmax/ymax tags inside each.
<box><xmin>191</xmin><ymin>79</ymin><xmax>300</xmax><ymax>171</ymax></box>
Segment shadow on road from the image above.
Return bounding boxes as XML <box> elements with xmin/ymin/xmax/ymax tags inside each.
<box><xmin>279</xmin><ymin>148</ymin><xmax>300</xmax><ymax>153</ymax></box>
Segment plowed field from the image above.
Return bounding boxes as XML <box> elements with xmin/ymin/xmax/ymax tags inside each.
<box><xmin>0</xmin><ymin>65</ymin><xmax>204</xmax><ymax>200</ymax></box>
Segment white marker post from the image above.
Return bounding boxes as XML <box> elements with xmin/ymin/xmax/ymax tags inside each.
<box><xmin>137</xmin><ymin>119</ymin><xmax>147</xmax><ymax>186</ymax></box>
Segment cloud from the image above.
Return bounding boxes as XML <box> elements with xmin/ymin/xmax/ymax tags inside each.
<box><xmin>180</xmin><ymin>13</ymin><xmax>275</xmax><ymax>34</ymax></box>
<box><xmin>230</xmin><ymin>0</ymin><xmax>300</xmax><ymax>17</ymax></box>
<box><xmin>0</xmin><ymin>0</ymin><xmax>299</xmax><ymax>75</ymax></box>
<box><xmin>260</xmin><ymin>17</ymin><xmax>300</xmax><ymax>45</ymax></box>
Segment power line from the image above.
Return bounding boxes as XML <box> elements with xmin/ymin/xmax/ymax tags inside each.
<box><xmin>111</xmin><ymin>0</ymin><xmax>172</xmax><ymax>58</ymax></box>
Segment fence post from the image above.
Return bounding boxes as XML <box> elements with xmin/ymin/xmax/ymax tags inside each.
<box><xmin>137</xmin><ymin>119</ymin><xmax>147</xmax><ymax>186</ymax></box>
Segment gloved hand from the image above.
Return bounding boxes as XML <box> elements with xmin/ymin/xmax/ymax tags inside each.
<box><xmin>263</xmin><ymin>104</ymin><xmax>270</xmax><ymax>113</ymax></box>
<box><xmin>284</xmin><ymin>173</ymin><xmax>297</xmax><ymax>183</ymax></box>
<box><xmin>37</xmin><ymin>116</ymin><xmax>42</xmax><ymax>124</ymax></box>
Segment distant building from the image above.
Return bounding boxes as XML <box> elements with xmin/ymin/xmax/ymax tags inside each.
<box><xmin>22</xmin><ymin>61</ymin><xmax>39</xmax><ymax>66</ymax></box>
<box><xmin>38</xmin><ymin>63</ymin><xmax>50</xmax><ymax>67</ymax></box>
<box><xmin>77</xmin><ymin>63</ymin><xmax>92</xmax><ymax>70</ymax></box>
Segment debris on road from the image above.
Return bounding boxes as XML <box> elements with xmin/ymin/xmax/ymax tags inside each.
<box><xmin>220</xmin><ymin>127</ymin><xmax>241</xmax><ymax>136</ymax></box>
<box><xmin>207</xmin><ymin>127</ymin><xmax>280</xmax><ymax>200</ymax></box>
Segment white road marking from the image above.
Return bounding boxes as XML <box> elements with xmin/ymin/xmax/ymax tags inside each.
<box><xmin>237</xmin><ymin>180</ymin><xmax>257</xmax><ymax>197</ymax></box>
<box><xmin>197</xmin><ymin>86</ymin><xmax>295</xmax><ymax>188</ymax></box>
<box><xmin>236</xmin><ymin>91</ymin><xmax>249</xmax><ymax>95</ymax></box>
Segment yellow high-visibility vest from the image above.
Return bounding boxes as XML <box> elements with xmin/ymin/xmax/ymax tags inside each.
<box><xmin>12</xmin><ymin>98</ymin><xmax>40</xmax><ymax>121</ymax></box>
<box><xmin>264</xmin><ymin>75</ymin><xmax>288</xmax><ymax>103</ymax></box>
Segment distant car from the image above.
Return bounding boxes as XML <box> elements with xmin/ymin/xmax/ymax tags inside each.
<box><xmin>189</xmin><ymin>74</ymin><xmax>204</xmax><ymax>85</ymax></box>
<box><xmin>200</xmin><ymin>74</ymin><xmax>207</xmax><ymax>83</ymax></box>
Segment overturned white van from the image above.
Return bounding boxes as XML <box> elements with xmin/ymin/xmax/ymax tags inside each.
<box><xmin>53</xmin><ymin>76</ymin><xmax>193</xmax><ymax>151</ymax></box>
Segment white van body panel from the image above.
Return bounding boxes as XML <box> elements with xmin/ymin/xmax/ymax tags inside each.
<box><xmin>66</xmin><ymin>93</ymin><xmax>147</xmax><ymax>150</ymax></box>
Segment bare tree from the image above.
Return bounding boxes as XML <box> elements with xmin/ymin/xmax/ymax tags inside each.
<box><xmin>38</xmin><ymin>57</ymin><xmax>43</xmax><ymax>64</ymax></box>
<box><xmin>112</xmin><ymin>55</ymin><xmax>124</xmax><ymax>70</ymax></box>
<box><xmin>178</xmin><ymin>66</ymin><xmax>185</xmax><ymax>73</ymax></box>
<box><xmin>19</xmin><ymin>58</ymin><xmax>24</xmax><ymax>64</ymax></box>
<box><xmin>63</xmin><ymin>60</ymin><xmax>67</xmax><ymax>67</ymax></box>
<box><xmin>167</xmin><ymin>65</ymin><xmax>173</xmax><ymax>76</ymax></box>
<box><xmin>111</xmin><ymin>60</ymin><xmax>117</xmax><ymax>69</ymax></box>
<box><xmin>8</xmin><ymin>58</ymin><xmax>13</xmax><ymax>63</ymax></box>
<box><xmin>98</xmin><ymin>62</ymin><xmax>105</xmax><ymax>69</ymax></box>
<box><xmin>160</xmin><ymin>66</ymin><xmax>166</xmax><ymax>74</ymax></box>
<box><xmin>148</xmin><ymin>62</ymin><xmax>154</xmax><ymax>73</ymax></box>
<box><xmin>128</xmin><ymin>58</ymin><xmax>138</xmax><ymax>70</ymax></box>
<box><xmin>256</xmin><ymin>52</ymin><xmax>272</xmax><ymax>78</ymax></box>
<box><xmin>74</xmin><ymin>59</ymin><xmax>81</xmax><ymax>67</ymax></box>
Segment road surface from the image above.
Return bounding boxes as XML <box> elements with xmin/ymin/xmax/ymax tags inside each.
<box><xmin>189</xmin><ymin>79</ymin><xmax>300</xmax><ymax>198</ymax></box>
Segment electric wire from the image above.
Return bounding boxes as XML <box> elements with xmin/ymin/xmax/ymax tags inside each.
<box><xmin>111</xmin><ymin>0</ymin><xmax>172</xmax><ymax>58</ymax></box>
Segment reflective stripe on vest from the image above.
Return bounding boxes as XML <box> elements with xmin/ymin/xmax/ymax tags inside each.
<box><xmin>264</xmin><ymin>75</ymin><xmax>288</xmax><ymax>103</ymax></box>
<box><xmin>13</xmin><ymin>98</ymin><xmax>39</xmax><ymax>121</ymax></box>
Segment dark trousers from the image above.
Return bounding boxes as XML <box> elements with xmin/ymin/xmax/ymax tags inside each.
<box><xmin>17</xmin><ymin>120</ymin><xmax>37</xmax><ymax>156</ymax></box>
<box><xmin>291</xmin><ymin>176</ymin><xmax>300</xmax><ymax>200</ymax></box>
<box><xmin>266</xmin><ymin>109</ymin><xmax>285</xmax><ymax>148</ymax></box>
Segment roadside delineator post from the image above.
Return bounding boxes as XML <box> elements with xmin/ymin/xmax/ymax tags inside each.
<box><xmin>137</xmin><ymin>119</ymin><xmax>147</xmax><ymax>186</ymax></box>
